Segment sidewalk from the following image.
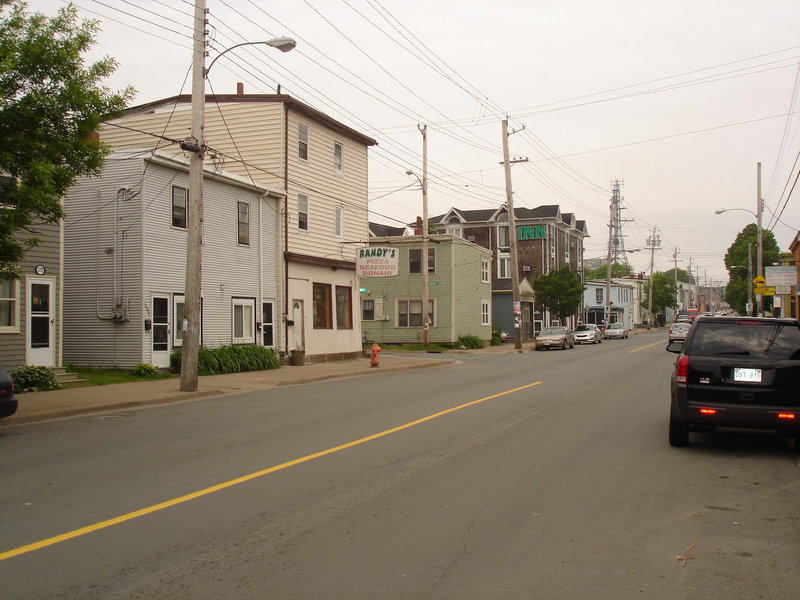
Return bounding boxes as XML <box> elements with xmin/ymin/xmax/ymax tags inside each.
<box><xmin>2</xmin><ymin>351</ymin><xmax>471</xmax><ymax>426</ymax></box>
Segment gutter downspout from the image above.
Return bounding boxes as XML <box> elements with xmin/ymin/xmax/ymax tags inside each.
<box><xmin>283</xmin><ymin>103</ymin><xmax>290</xmax><ymax>357</ymax></box>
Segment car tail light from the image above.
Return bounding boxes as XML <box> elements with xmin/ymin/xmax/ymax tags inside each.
<box><xmin>700</xmin><ymin>408</ymin><xmax>717</xmax><ymax>415</ymax></box>
<box><xmin>778</xmin><ymin>413</ymin><xmax>796</xmax><ymax>420</ymax></box>
<box><xmin>675</xmin><ymin>355</ymin><xmax>688</xmax><ymax>384</ymax></box>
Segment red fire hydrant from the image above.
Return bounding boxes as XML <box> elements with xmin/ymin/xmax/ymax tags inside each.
<box><xmin>370</xmin><ymin>342</ymin><xmax>381</xmax><ymax>367</ymax></box>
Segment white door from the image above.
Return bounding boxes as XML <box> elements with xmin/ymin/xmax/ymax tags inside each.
<box><xmin>152</xmin><ymin>295</ymin><xmax>171</xmax><ymax>368</ymax></box>
<box><xmin>292</xmin><ymin>299</ymin><xmax>304</xmax><ymax>350</ymax></box>
<box><xmin>27</xmin><ymin>277</ymin><xmax>55</xmax><ymax>366</ymax></box>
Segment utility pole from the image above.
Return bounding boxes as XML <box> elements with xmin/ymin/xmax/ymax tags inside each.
<box><xmin>756</xmin><ymin>162</ymin><xmax>763</xmax><ymax>316</ymax></box>
<box><xmin>604</xmin><ymin>193</ymin><xmax>613</xmax><ymax>329</ymax></box>
<box><xmin>501</xmin><ymin>119</ymin><xmax>527</xmax><ymax>351</ymax></box>
<box><xmin>645</xmin><ymin>227</ymin><xmax>661</xmax><ymax>329</ymax></box>
<box><xmin>747</xmin><ymin>242</ymin><xmax>754</xmax><ymax>316</ymax></box>
<box><xmin>419</xmin><ymin>125</ymin><xmax>429</xmax><ymax>346</ymax></box>
<box><xmin>180</xmin><ymin>0</ymin><xmax>207</xmax><ymax>392</ymax></box>
<box><xmin>673</xmin><ymin>248</ymin><xmax>680</xmax><ymax>309</ymax></box>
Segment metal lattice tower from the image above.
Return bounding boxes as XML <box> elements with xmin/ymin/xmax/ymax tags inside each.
<box><xmin>609</xmin><ymin>179</ymin><xmax>632</xmax><ymax>264</ymax></box>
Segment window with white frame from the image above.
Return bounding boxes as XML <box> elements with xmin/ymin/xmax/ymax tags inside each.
<box><xmin>596</xmin><ymin>288</ymin><xmax>603</xmax><ymax>304</ymax></box>
<box><xmin>397</xmin><ymin>298</ymin><xmax>434</xmax><ymax>328</ymax></box>
<box><xmin>334</xmin><ymin>141</ymin><xmax>344</xmax><ymax>173</ymax></box>
<box><xmin>232</xmin><ymin>298</ymin><xmax>255</xmax><ymax>344</ymax></box>
<box><xmin>446</xmin><ymin>216</ymin><xmax>462</xmax><ymax>237</ymax></box>
<box><xmin>334</xmin><ymin>206</ymin><xmax>343</xmax><ymax>238</ymax></box>
<box><xmin>298</xmin><ymin>194</ymin><xmax>309</xmax><ymax>231</ymax></box>
<box><xmin>262</xmin><ymin>301</ymin><xmax>274</xmax><ymax>347</ymax></box>
<box><xmin>481</xmin><ymin>258</ymin><xmax>490</xmax><ymax>283</ymax></box>
<box><xmin>409</xmin><ymin>247</ymin><xmax>435</xmax><ymax>274</ymax></box>
<box><xmin>481</xmin><ymin>300</ymin><xmax>490</xmax><ymax>325</ymax></box>
<box><xmin>237</xmin><ymin>201</ymin><xmax>250</xmax><ymax>245</ymax></box>
<box><xmin>298</xmin><ymin>123</ymin><xmax>309</xmax><ymax>161</ymax></box>
<box><xmin>362</xmin><ymin>298</ymin><xmax>384</xmax><ymax>321</ymax></box>
<box><xmin>498</xmin><ymin>254</ymin><xmax>510</xmax><ymax>279</ymax></box>
<box><xmin>172</xmin><ymin>185</ymin><xmax>187</xmax><ymax>228</ymax></box>
<box><xmin>0</xmin><ymin>278</ymin><xmax>20</xmax><ymax>332</ymax></box>
<box><xmin>497</xmin><ymin>224</ymin><xmax>510</xmax><ymax>251</ymax></box>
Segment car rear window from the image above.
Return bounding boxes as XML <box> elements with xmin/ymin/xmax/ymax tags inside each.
<box><xmin>689</xmin><ymin>320</ymin><xmax>800</xmax><ymax>360</ymax></box>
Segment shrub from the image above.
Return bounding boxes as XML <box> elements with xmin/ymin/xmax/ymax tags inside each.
<box><xmin>170</xmin><ymin>345</ymin><xmax>279</xmax><ymax>375</ymax></box>
<box><xmin>10</xmin><ymin>365</ymin><xmax>61</xmax><ymax>391</ymax></box>
<box><xmin>491</xmin><ymin>325</ymin><xmax>504</xmax><ymax>346</ymax></box>
<box><xmin>132</xmin><ymin>363</ymin><xmax>159</xmax><ymax>377</ymax></box>
<box><xmin>457</xmin><ymin>334</ymin><xmax>485</xmax><ymax>350</ymax></box>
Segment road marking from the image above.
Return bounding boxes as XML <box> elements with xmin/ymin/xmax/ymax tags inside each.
<box><xmin>629</xmin><ymin>340</ymin><xmax>665</xmax><ymax>353</ymax></box>
<box><xmin>0</xmin><ymin>381</ymin><xmax>542</xmax><ymax>562</ymax></box>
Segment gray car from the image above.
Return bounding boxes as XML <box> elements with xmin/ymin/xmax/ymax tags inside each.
<box><xmin>534</xmin><ymin>326</ymin><xmax>575</xmax><ymax>351</ymax></box>
<box><xmin>573</xmin><ymin>324</ymin><xmax>602</xmax><ymax>344</ymax></box>
<box><xmin>604</xmin><ymin>322</ymin><xmax>629</xmax><ymax>339</ymax></box>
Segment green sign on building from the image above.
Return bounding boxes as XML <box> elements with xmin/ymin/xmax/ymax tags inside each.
<box><xmin>517</xmin><ymin>224</ymin><xmax>547</xmax><ymax>241</ymax></box>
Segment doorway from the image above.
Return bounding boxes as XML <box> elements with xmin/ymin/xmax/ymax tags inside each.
<box><xmin>152</xmin><ymin>295</ymin><xmax>170</xmax><ymax>368</ymax></box>
<box><xmin>291</xmin><ymin>299</ymin><xmax>304</xmax><ymax>351</ymax></box>
<box><xmin>27</xmin><ymin>277</ymin><xmax>55</xmax><ymax>366</ymax></box>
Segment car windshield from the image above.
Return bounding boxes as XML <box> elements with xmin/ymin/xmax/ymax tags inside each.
<box><xmin>575</xmin><ymin>325</ymin><xmax>592</xmax><ymax>331</ymax></box>
<box><xmin>689</xmin><ymin>320</ymin><xmax>800</xmax><ymax>360</ymax></box>
<box><xmin>540</xmin><ymin>327</ymin><xmax>565</xmax><ymax>336</ymax></box>
<box><xmin>672</xmin><ymin>323</ymin><xmax>690</xmax><ymax>330</ymax></box>
<box><xmin>609</xmin><ymin>324</ymin><xmax>623</xmax><ymax>329</ymax></box>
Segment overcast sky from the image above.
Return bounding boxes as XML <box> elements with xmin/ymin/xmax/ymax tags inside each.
<box><xmin>35</xmin><ymin>0</ymin><xmax>800</xmax><ymax>284</ymax></box>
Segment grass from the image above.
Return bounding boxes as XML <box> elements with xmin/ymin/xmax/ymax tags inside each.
<box><xmin>69</xmin><ymin>366</ymin><xmax>176</xmax><ymax>386</ymax></box>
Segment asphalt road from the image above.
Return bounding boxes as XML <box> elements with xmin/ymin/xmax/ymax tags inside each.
<box><xmin>2</xmin><ymin>330</ymin><xmax>799</xmax><ymax>599</ymax></box>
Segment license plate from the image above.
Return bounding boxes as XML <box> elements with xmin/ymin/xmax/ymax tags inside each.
<box><xmin>734</xmin><ymin>368</ymin><xmax>761</xmax><ymax>383</ymax></box>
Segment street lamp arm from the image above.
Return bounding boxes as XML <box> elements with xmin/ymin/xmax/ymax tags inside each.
<box><xmin>715</xmin><ymin>207</ymin><xmax>756</xmax><ymax>218</ymax></box>
<box><xmin>204</xmin><ymin>38</ymin><xmax>296</xmax><ymax>76</ymax></box>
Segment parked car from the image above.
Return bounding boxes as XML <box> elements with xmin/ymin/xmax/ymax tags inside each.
<box><xmin>666</xmin><ymin>316</ymin><xmax>800</xmax><ymax>450</ymax></box>
<box><xmin>667</xmin><ymin>321</ymin><xmax>692</xmax><ymax>342</ymax></box>
<box><xmin>534</xmin><ymin>326</ymin><xmax>574</xmax><ymax>351</ymax></box>
<box><xmin>573</xmin><ymin>324</ymin><xmax>602</xmax><ymax>344</ymax></box>
<box><xmin>0</xmin><ymin>363</ymin><xmax>18</xmax><ymax>419</ymax></box>
<box><xmin>675</xmin><ymin>314</ymin><xmax>691</xmax><ymax>323</ymax></box>
<box><xmin>604</xmin><ymin>322</ymin><xmax>629</xmax><ymax>339</ymax></box>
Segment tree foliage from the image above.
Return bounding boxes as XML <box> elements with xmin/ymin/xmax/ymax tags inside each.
<box><xmin>584</xmin><ymin>262</ymin><xmax>633</xmax><ymax>280</ymax></box>
<box><xmin>663</xmin><ymin>267</ymin><xmax>694</xmax><ymax>284</ymax></box>
<box><xmin>0</xmin><ymin>0</ymin><xmax>133</xmax><ymax>277</ymax></box>
<box><xmin>722</xmin><ymin>224</ymin><xmax>780</xmax><ymax>315</ymax></box>
<box><xmin>533</xmin><ymin>265</ymin><xmax>586</xmax><ymax>323</ymax></box>
<box><xmin>641</xmin><ymin>271</ymin><xmax>678</xmax><ymax>318</ymax></box>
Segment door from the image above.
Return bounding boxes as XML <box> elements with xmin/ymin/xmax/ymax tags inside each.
<box><xmin>292</xmin><ymin>299</ymin><xmax>304</xmax><ymax>351</ymax></box>
<box><xmin>27</xmin><ymin>277</ymin><xmax>55</xmax><ymax>366</ymax></box>
<box><xmin>152</xmin><ymin>295</ymin><xmax>171</xmax><ymax>368</ymax></box>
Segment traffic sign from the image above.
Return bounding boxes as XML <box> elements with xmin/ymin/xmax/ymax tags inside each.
<box><xmin>752</xmin><ymin>275</ymin><xmax>766</xmax><ymax>286</ymax></box>
<box><xmin>754</xmin><ymin>285</ymin><xmax>776</xmax><ymax>296</ymax></box>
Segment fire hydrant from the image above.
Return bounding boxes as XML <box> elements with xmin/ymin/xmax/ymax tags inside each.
<box><xmin>370</xmin><ymin>342</ymin><xmax>381</xmax><ymax>367</ymax></box>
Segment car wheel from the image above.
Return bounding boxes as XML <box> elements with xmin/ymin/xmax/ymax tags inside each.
<box><xmin>669</xmin><ymin>408</ymin><xmax>689</xmax><ymax>447</ymax></box>
<box><xmin>562</xmin><ymin>340</ymin><xmax>567</xmax><ymax>350</ymax></box>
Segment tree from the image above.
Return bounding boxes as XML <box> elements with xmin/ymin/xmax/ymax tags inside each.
<box><xmin>0</xmin><ymin>0</ymin><xmax>133</xmax><ymax>278</ymax></box>
<box><xmin>723</xmin><ymin>224</ymin><xmax>780</xmax><ymax>314</ymax></box>
<box><xmin>663</xmin><ymin>267</ymin><xmax>694</xmax><ymax>284</ymax></box>
<box><xmin>584</xmin><ymin>262</ymin><xmax>633</xmax><ymax>280</ymax></box>
<box><xmin>641</xmin><ymin>271</ymin><xmax>678</xmax><ymax>320</ymax></box>
<box><xmin>532</xmin><ymin>265</ymin><xmax>585</xmax><ymax>324</ymax></box>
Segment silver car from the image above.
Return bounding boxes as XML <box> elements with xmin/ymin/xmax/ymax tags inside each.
<box><xmin>573</xmin><ymin>324</ymin><xmax>602</xmax><ymax>344</ymax></box>
<box><xmin>534</xmin><ymin>326</ymin><xmax>575</xmax><ymax>351</ymax></box>
<box><xmin>604</xmin><ymin>322</ymin><xmax>629</xmax><ymax>339</ymax></box>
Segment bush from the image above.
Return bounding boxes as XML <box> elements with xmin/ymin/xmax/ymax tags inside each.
<box><xmin>10</xmin><ymin>365</ymin><xmax>61</xmax><ymax>391</ymax></box>
<box><xmin>491</xmin><ymin>325</ymin><xmax>504</xmax><ymax>346</ymax></box>
<box><xmin>170</xmin><ymin>345</ymin><xmax>279</xmax><ymax>375</ymax></box>
<box><xmin>458</xmin><ymin>334</ymin><xmax>485</xmax><ymax>350</ymax></box>
<box><xmin>132</xmin><ymin>363</ymin><xmax>159</xmax><ymax>377</ymax></box>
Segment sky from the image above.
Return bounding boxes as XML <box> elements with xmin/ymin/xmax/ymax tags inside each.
<box><xmin>33</xmin><ymin>0</ymin><xmax>800</xmax><ymax>284</ymax></box>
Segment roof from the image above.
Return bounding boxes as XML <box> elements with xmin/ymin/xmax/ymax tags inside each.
<box><xmin>119</xmin><ymin>94</ymin><xmax>378</xmax><ymax>147</ymax></box>
<box><xmin>369</xmin><ymin>222</ymin><xmax>408</xmax><ymax>237</ymax></box>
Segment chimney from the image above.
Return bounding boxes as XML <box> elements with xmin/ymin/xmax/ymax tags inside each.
<box><xmin>413</xmin><ymin>216</ymin><xmax>422</xmax><ymax>236</ymax></box>
<box><xmin>237</xmin><ymin>82</ymin><xmax>244</xmax><ymax>95</ymax></box>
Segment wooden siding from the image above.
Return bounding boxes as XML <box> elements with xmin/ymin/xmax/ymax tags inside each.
<box><xmin>452</xmin><ymin>243</ymin><xmax>493</xmax><ymax>340</ymax></box>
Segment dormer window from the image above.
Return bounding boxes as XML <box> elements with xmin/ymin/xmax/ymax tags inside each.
<box><xmin>446</xmin><ymin>216</ymin><xmax>462</xmax><ymax>237</ymax></box>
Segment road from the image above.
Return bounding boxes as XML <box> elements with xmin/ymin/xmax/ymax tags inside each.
<box><xmin>1</xmin><ymin>330</ymin><xmax>799</xmax><ymax>599</ymax></box>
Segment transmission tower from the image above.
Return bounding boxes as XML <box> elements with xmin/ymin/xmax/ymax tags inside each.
<box><xmin>609</xmin><ymin>179</ymin><xmax>633</xmax><ymax>264</ymax></box>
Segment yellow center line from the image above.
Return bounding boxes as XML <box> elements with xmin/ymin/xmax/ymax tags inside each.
<box><xmin>0</xmin><ymin>381</ymin><xmax>542</xmax><ymax>562</ymax></box>
<box><xmin>629</xmin><ymin>339</ymin><xmax>665</xmax><ymax>353</ymax></box>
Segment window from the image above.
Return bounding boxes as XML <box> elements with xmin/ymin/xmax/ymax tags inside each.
<box><xmin>409</xmin><ymin>248</ymin><xmax>435</xmax><ymax>274</ymax></box>
<box><xmin>334</xmin><ymin>206</ymin><xmax>343</xmax><ymax>238</ymax></box>
<box><xmin>334</xmin><ymin>141</ymin><xmax>344</xmax><ymax>173</ymax></box>
<box><xmin>596</xmin><ymin>288</ymin><xmax>604</xmax><ymax>304</ymax></box>
<box><xmin>262</xmin><ymin>301</ymin><xmax>274</xmax><ymax>347</ymax></box>
<box><xmin>446</xmin><ymin>216</ymin><xmax>461</xmax><ymax>237</ymax></box>
<box><xmin>0</xmin><ymin>278</ymin><xmax>19</xmax><ymax>332</ymax></box>
<box><xmin>237</xmin><ymin>201</ymin><xmax>249</xmax><ymax>245</ymax></box>
<box><xmin>498</xmin><ymin>254</ymin><xmax>510</xmax><ymax>279</ymax></box>
<box><xmin>233</xmin><ymin>298</ymin><xmax>255</xmax><ymax>344</ymax></box>
<box><xmin>313</xmin><ymin>283</ymin><xmax>332</xmax><ymax>329</ymax></box>
<box><xmin>362</xmin><ymin>298</ymin><xmax>384</xmax><ymax>321</ymax></box>
<box><xmin>172</xmin><ymin>185</ymin><xmax>187</xmax><ymax>228</ymax></box>
<box><xmin>397</xmin><ymin>298</ymin><xmax>434</xmax><ymax>328</ymax></box>
<box><xmin>298</xmin><ymin>194</ymin><xmax>309</xmax><ymax>231</ymax></box>
<box><xmin>497</xmin><ymin>225</ymin><xmax>510</xmax><ymax>250</ymax></box>
<box><xmin>481</xmin><ymin>259</ymin><xmax>490</xmax><ymax>283</ymax></box>
<box><xmin>481</xmin><ymin>300</ymin><xmax>490</xmax><ymax>325</ymax></box>
<box><xmin>298</xmin><ymin>123</ymin><xmax>309</xmax><ymax>161</ymax></box>
<box><xmin>336</xmin><ymin>286</ymin><xmax>352</xmax><ymax>329</ymax></box>
<box><xmin>173</xmin><ymin>294</ymin><xmax>184</xmax><ymax>346</ymax></box>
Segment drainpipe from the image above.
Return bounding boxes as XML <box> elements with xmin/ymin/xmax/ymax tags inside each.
<box><xmin>283</xmin><ymin>103</ymin><xmax>290</xmax><ymax>357</ymax></box>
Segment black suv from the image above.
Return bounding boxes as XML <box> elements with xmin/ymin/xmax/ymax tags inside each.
<box><xmin>667</xmin><ymin>316</ymin><xmax>800</xmax><ymax>450</ymax></box>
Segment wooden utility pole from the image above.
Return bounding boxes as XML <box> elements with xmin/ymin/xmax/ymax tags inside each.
<box><xmin>756</xmin><ymin>162</ymin><xmax>763</xmax><ymax>316</ymax></box>
<box><xmin>604</xmin><ymin>195</ymin><xmax>613</xmax><ymax>329</ymax></box>
<box><xmin>646</xmin><ymin>227</ymin><xmax>660</xmax><ymax>329</ymax></box>
<box><xmin>180</xmin><ymin>0</ymin><xmax>207</xmax><ymax>392</ymax></box>
<box><xmin>420</xmin><ymin>125</ymin><xmax>429</xmax><ymax>346</ymax></box>
<box><xmin>501</xmin><ymin>119</ymin><xmax>526</xmax><ymax>351</ymax></box>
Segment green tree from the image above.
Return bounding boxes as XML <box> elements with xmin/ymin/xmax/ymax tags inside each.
<box><xmin>533</xmin><ymin>265</ymin><xmax>586</xmax><ymax>323</ymax></box>
<box><xmin>641</xmin><ymin>271</ymin><xmax>678</xmax><ymax>321</ymax></box>
<box><xmin>663</xmin><ymin>267</ymin><xmax>694</xmax><ymax>284</ymax></box>
<box><xmin>724</xmin><ymin>277</ymin><xmax>748</xmax><ymax>315</ymax></box>
<box><xmin>584</xmin><ymin>262</ymin><xmax>633</xmax><ymax>280</ymax></box>
<box><xmin>723</xmin><ymin>224</ymin><xmax>780</xmax><ymax>315</ymax></box>
<box><xmin>0</xmin><ymin>0</ymin><xmax>133</xmax><ymax>278</ymax></box>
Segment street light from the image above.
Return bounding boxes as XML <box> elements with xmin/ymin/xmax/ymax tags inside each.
<box><xmin>715</xmin><ymin>205</ymin><xmax>763</xmax><ymax>316</ymax></box>
<box><xmin>406</xmin><ymin>166</ymin><xmax>429</xmax><ymax>346</ymax></box>
<box><xmin>181</xmin><ymin>0</ymin><xmax>295</xmax><ymax>392</ymax></box>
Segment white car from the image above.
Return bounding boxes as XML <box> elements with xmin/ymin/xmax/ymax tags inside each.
<box><xmin>573</xmin><ymin>324</ymin><xmax>602</xmax><ymax>344</ymax></box>
<box><xmin>604</xmin><ymin>322</ymin><xmax>629</xmax><ymax>339</ymax></box>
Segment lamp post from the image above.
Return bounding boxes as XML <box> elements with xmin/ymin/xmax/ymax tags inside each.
<box><xmin>181</xmin><ymin>0</ymin><xmax>295</xmax><ymax>391</ymax></box>
<box><xmin>406</xmin><ymin>163</ymin><xmax>429</xmax><ymax>346</ymax></box>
